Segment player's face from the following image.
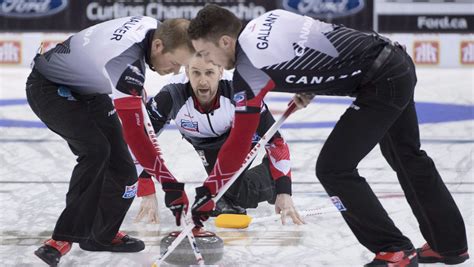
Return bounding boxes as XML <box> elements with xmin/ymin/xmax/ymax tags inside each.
<box><xmin>192</xmin><ymin>38</ymin><xmax>234</xmax><ymax>70</ymax></box>
<box><xmin>152</xmin><ymin>46</ymin><xmax>193</xmax><ymax>75</ymax></box>
<box><xmin>186</xmin><ymin>55</ymin><xmax>223</xmax><ymax>107</ymax></box>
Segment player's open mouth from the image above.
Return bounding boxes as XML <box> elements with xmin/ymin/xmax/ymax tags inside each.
<box><xmin>198</xmin><ymin>88</ymin><xmax>210</xmax><ymax>94</ymax></box>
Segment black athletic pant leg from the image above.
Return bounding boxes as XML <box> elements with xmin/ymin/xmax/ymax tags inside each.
<box><xmin>87</xmin><ymin>95</ymin><xmax>137</xmax><ymax>245</ymax></box>
<box><xmin>315</xmin><ymin>46</ymin><xmax>416</xmax><ymax>253</ymax></box>
<box><xmin>379</xmin><ymin>100</ymin><xmax>468</xmax><ymax>256</ymax></box>
<box><xmin>26</xmin><ymin>70</ymin><xmax>137</xmax><ymax>243</ymax></box>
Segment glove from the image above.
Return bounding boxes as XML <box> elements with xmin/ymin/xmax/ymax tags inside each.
<box><xmin>162</xmin><ymin>182</ymin><xmax>189</xmax><ymax>226</ymax></box>
<box><xmin>191</xmin><ymin>186</ymin><xmax>215</xmax><ymax>227</ymax></box>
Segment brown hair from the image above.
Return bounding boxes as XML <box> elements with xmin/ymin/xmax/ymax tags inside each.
<box><xmin>188</xmin><ymin>4</ymin><xmax>242</xmax><ymax>43</ymax></box>
<box><xmin>155</xmin><ymin>18</ymin><xmax>195</xmax><ymax>53</ymax></box>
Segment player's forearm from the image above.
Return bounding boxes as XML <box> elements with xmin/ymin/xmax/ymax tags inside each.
<box><xmin>203</xmin><ymin>111</ymin><xmax>261</xmax><ymax>195</ymax></box>
<box><xmin>114</xmin><ymin>96</ymin><xmax>178</xmax><ymax>186</ymax></box>
<box><xmin>265</xmin><ymin>136</ymin><xmax>292</xmax><ymax>195</ymax></box>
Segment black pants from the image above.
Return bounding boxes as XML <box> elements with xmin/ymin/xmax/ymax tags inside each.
<box><xmin>316</xmin><ymin>45</ymin><xmax>467</xmax><ymax>255</ymax></box>
<box><xmin>200</xmin><ymin>148</ymin><xmax>275</xmax><ymax>208</ymax></box>
<box><xmin>26</xmin><ymin>69</ymin><xmax>137</xmax><ymax>245</ymax></box>
<box><xmin>225</xmin><ymin>157</ymin><xmax>276</xmax><ymax>208</ymax></box>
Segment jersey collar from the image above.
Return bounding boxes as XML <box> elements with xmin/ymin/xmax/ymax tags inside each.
<box><xmin>143</xmin><ymin>29</ymin><xmax>156</xmax><ymax>71</ymax></box>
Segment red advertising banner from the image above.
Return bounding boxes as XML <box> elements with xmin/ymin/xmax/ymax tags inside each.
<box><xmin>413</xmin><ymin>40</ymin><xmax>440</xmax><ymax>65</ymax></box>
<box><xmin>460</xmin><ymin>41</ymin><xmax>474</xmax><ymax>65</ymax></box>
<box><xmin>0</xmin><ymin>40</ymin><xmax>21</xmax><ymax>64</ymax></box>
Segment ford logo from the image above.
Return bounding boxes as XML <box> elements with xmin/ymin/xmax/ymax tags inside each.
<box><xmin>282</xmin><ymin>0</ymin><xmax>365</xmax><ymax>18</ymax></box>
<box><xmin>0</xmin><ymin>0</ymin><xmax>68</xmax><ymax>18</ymax></box>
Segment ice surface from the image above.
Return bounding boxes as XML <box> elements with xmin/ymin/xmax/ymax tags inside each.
<box><xmin>0</xmin><ymin>66</ymin><xmax>472</xmax><ymax>266</ymax></box>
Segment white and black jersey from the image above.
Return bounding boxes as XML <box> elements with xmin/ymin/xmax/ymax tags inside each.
<box><xmin>233</xmin><ymin>9</ymin><xmax>387</xmax><ymax>105</ymax></box>
<box><xmin>146</xmin><ymin>71</ymin><xmax>281</xmax><ymax>173</ymax></box>
<box><xmin>33</xmin><ymin>16</ymin><xmax>158</xmax><ymax>99</ymax></box>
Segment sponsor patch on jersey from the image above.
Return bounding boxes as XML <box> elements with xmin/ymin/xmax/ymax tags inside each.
<box><xmin>124</xmin><ymin>75</ymin><xmax>144</xmax><ymax>87</ymax></box>
<box><xmin>127</xmin><ymin>64</ymin><xmax>145</xmax><ymax>79</ymax></box>
<box><xmin>233</xmin><ymin>91</ymin><xmax>247</xmax><ymax>111</ymax></box>
<box><xmin>181</xmin><ymin>119</ymin><xmax>199</xmax><ymax>132</ymax></box>
<box><xmin>122</xmin><ymin>182</ymin><xmax>138</xmax><ymax>199</ymax></box>
<box><xmin>330</xmin><ymin>196</ymin><xmax>347</xmax><ymax>212</ymax></box>
<box><xmin>150</xmin><ymin>98</ymin><xmax>165</xmax><ymax>119</ymax></box>
<box><xmin>116</xmin><ymin>60</ymin><xmax>145</xmax><ymax>95</ymax></box>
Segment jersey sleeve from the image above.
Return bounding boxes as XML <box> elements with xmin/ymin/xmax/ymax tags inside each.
<box><xmin>136</xmin><ymin>86</ymin><xmax>182</xmax><ymax>196</ymax></box>
<box><xmin>146</xmin><ymin>90</ymin><xmax>173</xmax><ymax>135</ymax></box>
<box><xmin>110</xmin><ymin>62</ymin><xmax>179</xmax><ymax>191</ymax></box>
<box><xmin>114</xmin><ymin>96</ymin><xmax>179</xmax><ymax>185</ymax></box>
<box><xmin>137</xmin><ymin>170</ymin><xmax>155</xmax><ymax>197</ymax></box>
<box><xmin>202</xmin><ymin>48</ymin><xmax>277</xmax><ymax>196</ymax></box>
<box><xmin>256</xmin><ymin>103</ymin><xmax>279</xmax><ymax>139</ymax></box>
<box><xmin>256</xmin><ymin>103</ymin><xmax>292</xmax><ymax>195</ymax></box>
<box><xmin>265</xmin><ymin>136</ymin><xmax>292</xmax><ymax>195</ymax></box>
<box><xmin>107</xmin><ymin>56</ymin><xmax>147</xmax><ymax>98</ymax></box>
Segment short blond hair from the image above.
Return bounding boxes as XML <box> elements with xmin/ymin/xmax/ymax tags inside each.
<box><xmin>155</xmin><ymin>18</ymin><xmax>195</xmax><ymax>53</ymax></box>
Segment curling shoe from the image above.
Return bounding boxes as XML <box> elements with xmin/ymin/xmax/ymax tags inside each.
<box><xmin>34</xmin><ymin>239</ymin><xmax>72</xmax><ymax>266</ymax></box>
<box><xmin>79</xmin><ymin>231</ymin><xmax>144</xmax><ymax>252</ymax></box>
<box><xmin>417</xmin><ymin>243</ymin><xmax>469</xmax><ymax>265</ymax></box>
<box><xmin>365</xmin><ymin>249</ymin><xmax>418</xmax><ymax>267</ymax></box>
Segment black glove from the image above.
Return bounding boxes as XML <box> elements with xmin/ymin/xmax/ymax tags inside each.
<box><xmin>162</xmin><ymin>182</ymin><xmax>189</xmax><ymax>226</ymax></box>
<box><xmin>191</xmin><ymin>186</ymin><xmax>215</xmax><ymax>227</ymax></box>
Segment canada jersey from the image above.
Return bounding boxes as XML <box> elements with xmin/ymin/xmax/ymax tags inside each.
<box><xmin>33</xmin><ymin>16</ymin><xmax>158</xmax><ymax>97</ymax></box>
<box><xmin>146</xmin><ymin>71</ymin><xmax>279</xmax><ymax>151</ymax></box>
<box><xmin>147</xmin><ymin>72</ymin><xmax>235</xmax><ymax>150</ymax></box>
<box><xmin>234</xmin><ymin>9</ymin><xmax>387</xmax><ymax>98</ymax></box>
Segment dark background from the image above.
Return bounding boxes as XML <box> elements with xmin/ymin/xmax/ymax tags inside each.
<box><xmin>0</xmin><ymin>0</ymin><xmax>374</xmax><ymax>32</ymax></box>
<box><xmin>2</xmin><ymin>0</ymin><xmax>471</xmax><ymax>33</ymax></box>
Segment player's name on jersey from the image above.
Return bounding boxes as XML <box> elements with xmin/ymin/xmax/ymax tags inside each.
<box><xmin>256</xmin><ymin>12</ymin><xmax>279</xmax><ymax>50</ymax></box>
<box><xmin>111</xmin><ymin>16</ymin><xmax>143</xmax><ymax>41</ymax></box>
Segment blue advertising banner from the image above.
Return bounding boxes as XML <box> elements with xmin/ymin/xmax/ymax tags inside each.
<box><xmin>278</xmin><ymin>0</ymin><xmax>373</xmax><ymax>31</ymax></box>
<box><xmin>0</xmin><ymin>0</ymin><xmax>69</xmax><ymax>18</ymax></box>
